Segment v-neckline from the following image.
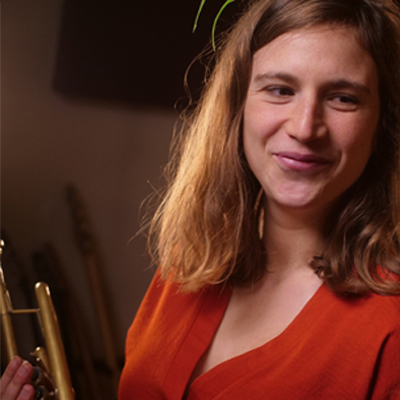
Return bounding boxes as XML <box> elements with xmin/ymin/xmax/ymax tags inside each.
<box><xmin>186</xmin><ymin>281</ymin><xmax>327</xmax><ymax>398</ymax></box>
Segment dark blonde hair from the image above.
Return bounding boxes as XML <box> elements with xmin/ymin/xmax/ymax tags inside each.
<box><xmin>149</xmin><ymin>0</ymin><xmax>400</xmax><ymax>295</ymax></box>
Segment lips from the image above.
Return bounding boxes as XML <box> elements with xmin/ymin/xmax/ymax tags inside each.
<box><xmin>274</xmin><ymin>151</ymin><xmax>332</xmax><ymax>172</ymax></box>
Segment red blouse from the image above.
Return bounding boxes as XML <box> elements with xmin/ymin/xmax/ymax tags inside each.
<box><xmin>119</xmin><ymin>271</ymin><xmax>400</xmax><ymax>399</ymax></box>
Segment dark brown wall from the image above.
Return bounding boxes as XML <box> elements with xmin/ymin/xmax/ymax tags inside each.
<box><xmin>2</xmin><ymin>0</ymin><xmax>178</xmax><ymax>373</ymax></box>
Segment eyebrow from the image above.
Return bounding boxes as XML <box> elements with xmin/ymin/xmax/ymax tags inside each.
<box><xmin>253</xmin><ymin>73</ymin><xmax>371</xmax><ymax>94</ymax></box>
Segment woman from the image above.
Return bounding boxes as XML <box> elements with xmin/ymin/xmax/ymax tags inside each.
<box><xmin>119</xmin><ymin>0</ymin><xmax>400</xmax><ymax>398</ymax></box>
<box><xmin>2</xmin><ymin>0</ymin><xmax>399</xmax><ymax>399</ymax></box>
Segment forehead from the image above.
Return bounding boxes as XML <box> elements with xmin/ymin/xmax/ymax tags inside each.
<box><xmin>250</xmin><ymin>25</ymin><xmax>378</xmax><ymax>89</ymax></box>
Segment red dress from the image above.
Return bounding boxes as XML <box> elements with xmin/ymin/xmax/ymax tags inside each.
<box><xmin>119</xmin><ymin>271</ymin><xmax>400</xmax><ymax>399</ymax></box>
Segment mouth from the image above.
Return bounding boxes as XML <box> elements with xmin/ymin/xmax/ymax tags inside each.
<box><xmin>274</xmin><ymin>151</ymin><xmax>332</xmax><ymax>172</ymax></box>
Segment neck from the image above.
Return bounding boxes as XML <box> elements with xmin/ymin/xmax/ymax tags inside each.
<box><xmin>262</xmin><ymin>201</ymin><xmax>328</xmax><ymax>280</ymax></box>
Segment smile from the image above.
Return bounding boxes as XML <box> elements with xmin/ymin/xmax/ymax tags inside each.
<box><xmin>274</xmin><ymin>152</ymin><xmax>332</xmax><ymax>172</ymax></box>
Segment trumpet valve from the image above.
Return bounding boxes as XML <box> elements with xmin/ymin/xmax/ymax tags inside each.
<box><xmin>31</xmin><ymin>346</ymin><xmax>51</xmax><ymax>375</ymax></box>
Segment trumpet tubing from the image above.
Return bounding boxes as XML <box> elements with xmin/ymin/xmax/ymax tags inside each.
<box><xmin>0</xmin><ymin>268</ymin><xmax>18</xmax><ymax>362</ymax></box>
<box><xmin>0</xmin><ymin>242</ymin><xmax>75</xmax><ymax>400</ymax></box>
<box><xmin>35</xmin><ymin>282</ymin><xmax>75</xmax><ymax>400</ymax></box>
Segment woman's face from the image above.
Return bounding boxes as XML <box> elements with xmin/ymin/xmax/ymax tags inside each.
<box><xmin>243</xmin><ymin>25</ymin><xmax>380</xmax><ymax>216</ymax></box>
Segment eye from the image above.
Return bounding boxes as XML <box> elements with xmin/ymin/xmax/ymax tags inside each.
<box><xmin>336</xmin><ymin>95</ymin><xmax>357</xmax><ymax>103</ymax></box>
<box><xmin>266</xmin><ymin>86</ymin><xmax>294</xmax><ymax>96</ymax></box>
<box><xmin>329</xmin><ymin>94</ymin><xmax>360</xmax><ymax>110</ymax></box>
<box><xmin>262</xmin><ymin>86</ymin><xmax>295</xmax><ymax>103</ymax></box>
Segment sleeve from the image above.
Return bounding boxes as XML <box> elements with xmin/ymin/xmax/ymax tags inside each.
<box><xmin>370</xmin><ymin>328</ymin><xmax>400</xmax><ymax>400</ymax></box>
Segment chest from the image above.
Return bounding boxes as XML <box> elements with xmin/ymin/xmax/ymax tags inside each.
<box><xmin>119</xmin><ymin>277</ymin><xmax>397</xmax><ymax>400</ymax></box>
<box><xmin>190</xmin><ymin>278</ymin><xmax>323</xmax><ymax>381</ymax></box>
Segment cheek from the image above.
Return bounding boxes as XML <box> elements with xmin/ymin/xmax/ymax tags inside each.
<box><xmin>243</xmin><ymin>107</ymin><xmax>282</xmax><ymax>145</ymax></box>
<box><xmin>242</xmin><ymin>121</ymin><xmax>263</xmax><ymax>177</ymax></box>
<box><xmin>331</xmin><ymin>114</ymin><xmax>377</xmax><ymax>157</ymax></box>
<box><xmin>242</xmin><ymin>107</ymin><xmax>261</xmax><ymax>158</ymax></box>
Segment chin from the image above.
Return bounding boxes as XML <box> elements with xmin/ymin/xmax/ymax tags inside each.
<box><xmin>266</xmin><ymin>188</ymin><xmax>331</xmax><ymax>213</ymax></box>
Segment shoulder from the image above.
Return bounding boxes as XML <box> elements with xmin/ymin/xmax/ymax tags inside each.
<box><xmin>364</xmin><ymin>294</ymin><xmax>400</xmax><ymax>398</ymax></box>
<box><xmin>128</xmin><ymin>269</ymin><xmax>201</xmax><ymax>331</ymax></box>
<box><xmin>358</xmin><ymin>292</ymin><xmax>400</xmax><ymax>329</ymax></box>
<box><xmin>125</xmin><ymin>269</ymin><xmax>230</xmax><ymax>353</ymax></box>
<box><xmin>307</xmin><ymin>287</ymin><xmax>400</xmax><ymax>396</ymax></box>
<box><xmin>318</xmin><ymin>286</ymin><xmax>400</xmax><ymax>354</ymax></box>
<box><xmin>366</xmin><ymin>293</ymin><xmax>400</xmax><ymax>353</ymax></box>
<box><xmin>120</xmin><ymin>270</ymin><xmax>231</xmax><ymax>399</ymax></box>
<box><xmin>135</xmin><ymin>269</ymin><xmax>227</xmax><ymax>317</ymax></box>
<box><xmin>325</xmin><ymin>285</ymin><xmax>400</xmax><ymax>327</ymax></box>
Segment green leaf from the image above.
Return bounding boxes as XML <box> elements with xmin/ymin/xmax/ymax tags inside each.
<box><xmin>211</xmin><ymin>0</ymin><xmax>235</xmax><ymax>51</ymax></box>
<box><xmin>193</xmin><ymin>0</ymin><xmax>208</xmax><ymax>33</ymax></box>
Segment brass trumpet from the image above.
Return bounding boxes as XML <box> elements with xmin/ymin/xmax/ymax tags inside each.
<box><xmin>0</xmin><ymin>241</ymin><xmax>75</xmax><ymax>400</ymax></box>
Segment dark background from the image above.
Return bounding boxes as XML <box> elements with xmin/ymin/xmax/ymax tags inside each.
<box><xmin>54</xmin><ymin>0</ymin><xmax>242</xmax><ymax>108</ymax></box>
<box><xmin>2</xmin><ymin>1</ymin><xmax>241</xmax><ymax>398</ymax></box>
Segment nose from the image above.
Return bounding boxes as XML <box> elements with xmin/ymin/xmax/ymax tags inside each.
<box><xmin>286</xmin><ymin>95</ymin><xmax>327</xmax><ymax>142</ymax></box>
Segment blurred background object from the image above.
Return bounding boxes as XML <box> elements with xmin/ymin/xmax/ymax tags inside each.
<box><xmin>1</xmin><ymin>0</ymin><xmax>239</xmax><ymax>397</ymax></box>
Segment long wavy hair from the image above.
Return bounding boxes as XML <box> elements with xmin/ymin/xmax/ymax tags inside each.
<box><xmin>149</xmin><ymin>0</ymin><xmax>400</xmax><ymax>295</ymax></box>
